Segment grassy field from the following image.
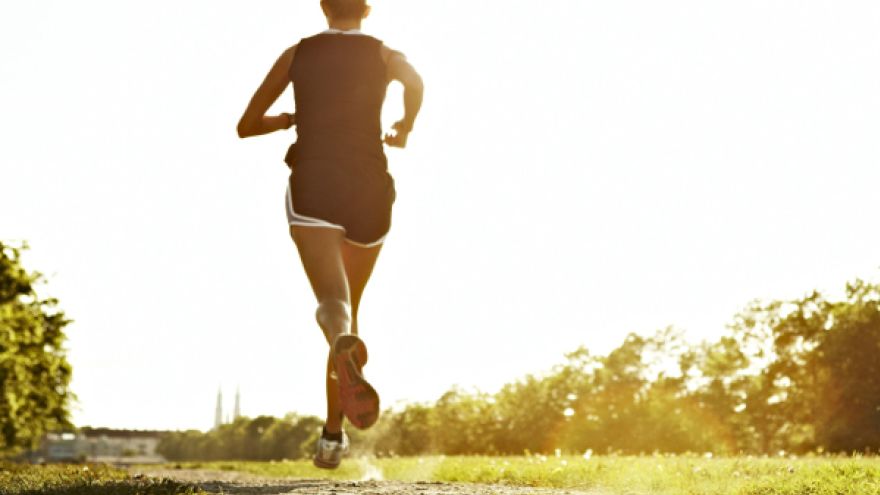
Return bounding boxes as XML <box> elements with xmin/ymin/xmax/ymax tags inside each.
<box><xmin>3</xmin><ymin>456</ymin><xmax>879</xmax><ymax>494</ymax></box>
<box><xmin>171</xmin><ymin>455</ymin><xmax>880</xmax><ymax>495</ymax></box>
<box><xmin>0</xmin><ymin>462</ymin><xmax>200</xmax><ymax>495</ymax></box>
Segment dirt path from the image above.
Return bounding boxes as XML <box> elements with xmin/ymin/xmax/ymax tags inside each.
<box><xmin>134</xmin><ymin>467</ymin><xmax>599</xmax><ymax>495</ymax></box>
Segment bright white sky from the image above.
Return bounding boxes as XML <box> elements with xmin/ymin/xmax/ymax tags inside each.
<box><xmin>2</xmin><ymin>1</ymin><xmax>878</xmax><ymax>431</ymax></box>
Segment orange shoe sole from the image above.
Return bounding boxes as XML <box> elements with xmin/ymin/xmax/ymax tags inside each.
<box><xmin>332</xmin><ymin>334</ymin><xmax>380</xmax><ymax>429</ymax></box>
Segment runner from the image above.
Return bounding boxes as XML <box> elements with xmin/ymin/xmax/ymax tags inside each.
<box><xmin>236</xmin><ymin>0</ymin><xmax>424</xmax><ymax>470</ymax></box>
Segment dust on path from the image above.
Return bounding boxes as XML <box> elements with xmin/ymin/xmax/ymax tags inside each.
<box><xmin>133</xmin><ymin>467</ymin><xmax>600</xmax><ymax>495</ymax></box>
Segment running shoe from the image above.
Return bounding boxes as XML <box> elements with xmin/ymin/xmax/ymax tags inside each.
<box><xmin>332</xmin><ymin>333</ymin><xmax>380</xmax><ymax>429</ymax></box>
<box><xmin>312</xmin><ymin>430</ymin><xmax>350</xmax><ymax>469</ymax></box>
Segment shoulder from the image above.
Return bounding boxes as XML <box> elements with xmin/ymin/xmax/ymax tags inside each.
<box><xmin>276</xmin><ymin>43</ymin><xmax>298</xmax><ymax>68</ymax></box>
<box><xmin>292</xmin><ymin>33</ymin><xmax>324</xmax><ymax>55</ymax></box>
<box><xmin>282</xmin><ymin>43</ymin><xmax>298</xmax><ymax>59</ymax></box>
<box><xmin>380</xmin><ymin>43</ymin><xmax>406</xmax><ymax>65</ymax></box>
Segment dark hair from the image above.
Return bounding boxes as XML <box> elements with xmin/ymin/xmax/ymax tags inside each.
<box><xmin>321</xmin><ymin>0</ymin><xmax>367</xmax><ymax>20</ymax></box>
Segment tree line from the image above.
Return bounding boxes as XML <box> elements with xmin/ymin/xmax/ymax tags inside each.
<box><xmin>156</xmin><ymin>414</ymin><xmax>323</xmax><ymax>461</ymax></box>
<box><xmin>2</xmin><ymin>241</ymin><xmax>877</xmax><ymax>458</ymax></box>
<box><xmin>158</xmin><ymin>279</ymin><xmax>880</xmax><ymax>460</ymax></box>
<box><xmin>371</xmin><ymin>279</ymin><xmax>880</xmax><ymax>456</ymax></box>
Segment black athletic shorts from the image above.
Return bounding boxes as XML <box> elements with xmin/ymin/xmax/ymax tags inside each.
<box><xmin>285</xmin><ymin>159</ymin><xmax>395</xmax><ymax>247</ymax></box>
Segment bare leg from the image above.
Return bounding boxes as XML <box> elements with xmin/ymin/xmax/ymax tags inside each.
<box><xmin>289</xmin><ymin>226</ymin><xmax>351</xmax><ymax>433</ymax></box>
<box><xmin>322</xmin><ymin>241</ymin><xmax>383</xmax><ymax>432</ymax></box>
<box><xmin>290</xmin><ymin>225</ymin><xmax>385</xmax><ymax>433</ymax></box>
<box><xmin>341</xmin><ymin>241</ymin><xmax>383</xmax><ymax>335</ymax></box>
<box><xmin>289</xmin><ymin>226</ymin><xmax>351</xmax><ymax>343</ymax></box>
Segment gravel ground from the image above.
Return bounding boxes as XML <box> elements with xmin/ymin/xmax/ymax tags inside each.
<box><xmin>134</xmin><ymin>468</ymin><xmax>599</xmax><ymax>495</ymax></box>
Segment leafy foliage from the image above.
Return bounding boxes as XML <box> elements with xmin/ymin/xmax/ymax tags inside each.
<box><xmin>361</xmin><ymin>279</ymin><xmax>880</xmax><ymax>456</ymax></box>
<box><xmin>0</xmin><ymin>242</ymin><xmax>73</xmax><ymax>451</ymax></box>
<box><xmin>156</xmin><ymin>414</ymin><xmax>323</xmax><ymax>461</ymax></box>
<box><xmin>161</xmin><ymin>278</ymin><xmax>880</xmax><ymax>459</ymax></box>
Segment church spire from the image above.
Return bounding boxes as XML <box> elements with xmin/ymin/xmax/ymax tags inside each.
<box><xmin>214</xmin><ymin>387</ymin><xmax>223</xmax><ymax>429</ymax></box>
<box><xmin>234</xmin><ymin>387</ymin><xmax>241</xmax><ymax>420</ymax></box>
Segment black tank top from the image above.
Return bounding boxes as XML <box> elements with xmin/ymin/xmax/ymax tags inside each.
<box><xmin>286</xmin><ymin>32</ymin><xmax>388</xmax><ymax>167</ymax></box>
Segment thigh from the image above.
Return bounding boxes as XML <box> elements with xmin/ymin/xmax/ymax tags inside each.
<box><xmin>290</xmin><ymin>225</ymin><xmax>349</xmax><ymax>303</ymax></box>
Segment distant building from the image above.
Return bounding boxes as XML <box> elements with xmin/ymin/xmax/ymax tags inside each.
<box><xmin>38</xmin><ymin>432</ymin><xmax>82</xmax><ymax>462</ymax></box>
<box><xmin>215</xmin><ymin>387</ymin><xmax>223</xmax><ymax>429</ymax></box>
<box><xmin>214</xmin><ymin>386</ymin><xmax>242</xmax><ymax>429</ymax></box>
<box><xmin>234</xmin><ymin>386</ymin><xmax>241</xmax><ymax>419</ymax></box>
<box><xmin>35</xmin><ymin>428</ymin><xmax>166</xmax><ymax>464</ymax></box>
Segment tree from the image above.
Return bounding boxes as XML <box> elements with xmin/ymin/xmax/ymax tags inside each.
<box><xmin>430</xmin><ymin>387</ymin><xmax>501</xmax><ymax>455</ymax></box>
<box><xmin>717</xmin><ymin>281</ymin><xmax>880</xmax><ymax>453</ymax></box>
<box><xmin>808</xmin><ymin>280</ymin><xmax>880</xmax><ymax>452</ymax></box>
<box><xmin>0</xmin><ymin>242</ymin><xmax>74</xmax><ymax>451</ymax></box>
<box><xmin>368</xmin><ymin>403</ymin><xmax>434</xmax><ymax>456</ymax></box>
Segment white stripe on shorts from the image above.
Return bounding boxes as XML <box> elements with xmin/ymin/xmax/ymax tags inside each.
<box><xmin>285</xmin><ymin>185</ymin><xmax>387</xmax><ymax>248</ymax></box>
<box><xmin>285</xmin><ymin>184</ymin><xmax>345</xmax><ymax>231</ymax></box>
<box><xmin>344</xmin><ymin>236</ymin><xmax>386</xmax><ymax>248</ymax></box>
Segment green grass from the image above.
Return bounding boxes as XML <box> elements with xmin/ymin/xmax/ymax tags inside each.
<box><xmin>168</xmin><ymin>455</ymin><xmax>880</xmax><ymax>495</ymax></box>
<box><xmin>0</xmin><ymin>462</ymin><xmax>201</xmax><ymax>495</ymax></box>
<box><xmin>4</xmin><ymin>457</ymin><xmax>878</xmax><ymax>494</ymax></box>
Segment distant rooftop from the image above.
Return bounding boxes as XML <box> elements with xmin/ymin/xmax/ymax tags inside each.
<box><xmin>79</xmin><ymin>427</ymin><xmax>168</xmax><ymax>438</ymax></box>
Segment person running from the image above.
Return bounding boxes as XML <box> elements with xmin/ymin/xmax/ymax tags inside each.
<box><xmin>236</xmin><ymin>0</ymin><xmax>424</xmax><ymax>470</ymax></box>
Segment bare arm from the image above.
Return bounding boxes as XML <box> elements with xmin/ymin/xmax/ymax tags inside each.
<box><xmin>236</xmin><ymin>46</ymin><xmax>297</xmax><ymax>139</ymax></box>
<box><xmin>383</xmin><ymin>47</ymin><xmax>424</xmax><ymax>148</ymax></box>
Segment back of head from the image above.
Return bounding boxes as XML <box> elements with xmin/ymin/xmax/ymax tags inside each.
<box><xmin>320</xmin><ymin>0</ymin><xmax>368</xmax><ymax>21</ymax></box>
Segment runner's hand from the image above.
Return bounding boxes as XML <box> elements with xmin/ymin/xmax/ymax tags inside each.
<box><xmin>281</xmin><ymin>112</ymin><xmax>296</xmax><ymax>130</ymax></box>
<box><xmin>383</xmin><ymin>121</ymin><xmax>410</xmax><ymax>148</ymax></box>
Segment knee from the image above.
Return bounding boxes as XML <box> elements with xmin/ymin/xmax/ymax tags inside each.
<box><xmin>315</xmin><ymin>299</ymin><xmax>351</xmax><ymax>331</ymax></box>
